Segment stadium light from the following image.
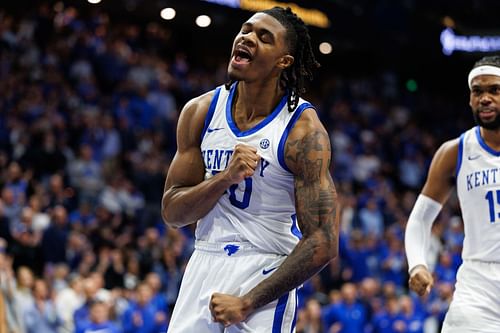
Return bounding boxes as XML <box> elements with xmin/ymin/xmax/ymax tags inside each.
<box><xmin>196</xmin><ymin>15</ymin><xmax>211</xmax><ymax>28</ymax></box>
<box><xmin>87</xmin><ymin>0</ymin><xmax>102</xmax><ymax>4</ymax></box>
<box><xmin>160</xmin><ymin>8</ymin><xmax>176</xmax><ymax>20</ymax></box>
<box><xmin>319</xmin><ymin>42</ymin><xmax>333</xmax><ymax>55</ymax></box>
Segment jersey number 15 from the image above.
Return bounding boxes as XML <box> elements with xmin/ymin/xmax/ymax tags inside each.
<box><xmin>485</xmin><ymin>190</ymin><xmax>500</xmax><ymax>223</ymax></box>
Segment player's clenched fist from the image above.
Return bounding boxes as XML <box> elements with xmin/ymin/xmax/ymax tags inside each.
<box><xmin>210</xmin><ymin>293</ymin><xmax>252</xmax><ymax>327</ymax></box>
<box><xmin>409</xmin><ymin>265</ymin><xmax>433</xmax><ymax>296</ymax></box>
<box><xmin>223</xmin><ymin>144</ymin><xmax>260</xmax><ymax>184</ymax></box>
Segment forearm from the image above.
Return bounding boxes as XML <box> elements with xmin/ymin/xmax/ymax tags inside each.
<box><xmin>243</xmin><ymin>185</ymin><xmax>338</xmax><ymax>310</ymax></box>
<box><xmin>242</xmin><ymin>233</ymin><xmax>334</xmax><ymax>311</ymax></box>
<box><xmin>162</xmin><ymin>171</ymin><xmax>233</xmax><ymax>227</ymax></box>
<box><xmin>404</xmin><ymin>194</ymin><xmax>442</xmax><ymax>272</ymax></box>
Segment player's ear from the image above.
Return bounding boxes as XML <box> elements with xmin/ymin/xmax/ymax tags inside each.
<box><xmin>277</xmin><ymin>55</ymin><xmax>294</xmax><ymax>69</ymax></box>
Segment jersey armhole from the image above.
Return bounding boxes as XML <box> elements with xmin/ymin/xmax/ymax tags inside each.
<box><xmin>455</xmin><ymin>132</ymin><xmax>465</xmax><ymax>179</ymax></box>
<box><xmin>277</xmin><ymin>103</ymin><xmax>314</xmax><ymax>173</ymax></box>
<box><xmin>200</xmin><ymin>87</ymin><xmax>222</xmax><ymax>141</ymax></box>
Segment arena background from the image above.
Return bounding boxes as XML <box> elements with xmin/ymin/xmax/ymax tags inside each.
<box><xmin>0</xmin><ymin>1</ymin><xmax>499</xmax><ymax>332</ymax></box>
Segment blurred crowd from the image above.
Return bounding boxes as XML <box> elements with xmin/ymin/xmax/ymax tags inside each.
<box><xmin>0</xmin><ymin>3</ymin><xmax>469</xmax><ymax>333</ymax></box>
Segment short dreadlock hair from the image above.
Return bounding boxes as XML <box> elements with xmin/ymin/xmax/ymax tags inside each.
<box><xmin>472</xmin><ymin>55</ymin><xmax>500</xmax><ymax>69</ymax></box>
<box><xmin>226</xmin><ymin>6</ymin><xmax>320</xmax><ymax>112</ymax></box>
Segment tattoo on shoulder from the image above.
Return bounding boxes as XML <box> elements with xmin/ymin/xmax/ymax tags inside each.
<box><xmin>286</xmin><ymin>129</ymin><xmax>337</xmax><ymax>234</ymax></box>
<box><xmin>285</xmin><ymin>130</ymin><xmax>331</xmax><ymax>176</ymax></box>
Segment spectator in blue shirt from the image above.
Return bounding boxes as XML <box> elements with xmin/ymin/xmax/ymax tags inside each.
<box><xmin>121</xmin><ymin>282</ymin><xmax>167</xmax><ymax>333</ymax></box>
<box><xmin>379</xmin><ymin>233</ymin><xmax>406</xmax><ymax>288</ymax></box>
<box><xmin>323</xmin><ymin>283</ymin><xmax>367</xmax><ymax>333</ymax></box>
<box><xmin>399</xmin><ymin>295</ymin><xmax>425</xmax><ymax>333</ymax></box>
<box><xmin>434</xmin><ymin>251</ymin><xmax>457</xmax><ymax>284</ymax></box>
<box><xmin>23</xmin><ymin>278</ymin><xmax>62</xmax><ymax>333</ymax></box>
<box><xmin>343</xmin><ymin>230</ymin><xmax>371</xmax><ymax>283</ymax></box>
<box><xmin>76</xmin><ymin>300</ymin><xmax>121</xmax><ymax>333</ymax></box>
<box><xmin>371</xmin><ymin>296</ymin><xmax>404</xmax><ymax>333</ymax></box>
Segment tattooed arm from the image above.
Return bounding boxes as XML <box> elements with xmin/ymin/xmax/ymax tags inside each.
<box><xmin>210</xmin><ymin>108</ymin><xmax>339</xmax><ymax>326</ymax></box>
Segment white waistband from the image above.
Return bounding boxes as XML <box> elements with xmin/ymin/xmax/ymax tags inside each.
<box><xmin>194</xmin><ymin>240</ymin><xmax>273</xmax><ymax>256</ymax></box>
<box><xmin>463</xmin><ymin>259</ymin><xmax>500</xmax><ymax>266</ymax></box>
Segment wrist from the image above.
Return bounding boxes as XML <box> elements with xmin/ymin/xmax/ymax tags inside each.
<box><xmin>409</xmin><ymin>264</ymin><xmax>428</xmax><ymax>276</ymax></box>
<box><xmin>218</xmin><ymin>169</ymin><xmax>238</xmax><ymax>187</ymax></box>
<box><xmin>240</xmin><ymin>295</ymin><xmax>255</xmax><ymax>316</ymax></box>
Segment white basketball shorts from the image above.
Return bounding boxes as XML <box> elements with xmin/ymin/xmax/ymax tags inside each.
<box><xmin>442</xmin><ymin>259</ymin><xmax>500</xmax><ymax>333</ymax></box>
<box><xmin>167</xmin><ymin>240</ymin><xmax>298</xmax><ymax>333</ymax></box>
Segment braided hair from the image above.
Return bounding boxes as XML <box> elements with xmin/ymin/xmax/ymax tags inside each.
<box><xmin>473</xmin><ymin>55</ymin><xmax>500</xmax><ymax>69</ymax></box>
<box><xmin>226</xmin><ymin>7</ymin><xmax>320</xmax><ymax>112</ymax></box>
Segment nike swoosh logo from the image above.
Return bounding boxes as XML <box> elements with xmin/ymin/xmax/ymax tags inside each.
<box><xmin>262</xmin><ymin>267</ymin><xmax>278</xmax><ymax>275</ymax></box>
<box><xmin>468</xmin><ymin>155</ymin><xmax>480</xmax><ymax>160</ymax></box>
<box><xmin>207</xmin><ymin>127</ymin><xmax>224</xmax><ymax>133</ymax></box>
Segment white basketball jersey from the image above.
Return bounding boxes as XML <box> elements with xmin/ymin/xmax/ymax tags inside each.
<box><xmin>456</xmin><ymin>126</ymin><xmax>500</xmax><ymax>262</ymax></box>
<box><xmin>196</xmin><ymin>83</ymin><xmax>314</xmax><ymax>255</ymax></box>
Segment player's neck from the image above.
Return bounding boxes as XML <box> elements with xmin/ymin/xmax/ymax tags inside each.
<box><xmin>234</xmin><ymin>81</ymin><xmax>286</xmax><ymax>119</ymax></box>
<box><xmin>480</xmin><ymin>127</ymin><xmax>500</xmax><ymax>151</ymax></box>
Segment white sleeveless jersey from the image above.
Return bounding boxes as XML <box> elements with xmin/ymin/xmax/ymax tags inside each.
<box><xmin>196</xmin><ymin>83</ymin><xmax>314</xmax><ymax>255</ymax></box>
<box><xmin>456</xmin><ymin>126</ymin><xmax>500</xmax><ymax>262</ymax></box>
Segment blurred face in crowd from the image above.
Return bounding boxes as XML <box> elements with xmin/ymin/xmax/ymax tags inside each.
<box><xmin>33</xmin><ymin>279</ymin><xmax>49</xmax><ymax>299</ymax></box>
<box><xmin>341</xmin><ymin>283</ymin><xmax>357</xmax><ymax>305</ymax></box>
<box><xmin>469</xmin><ymin>74</ymin><xmax>500</xmax><ymax>130</ymax></box>
<box><xmin>7</xmin><ymin>162</ymin><xmax>22</xmax><ymax>181</ymax></box>
<box><xmin>399</xmin><ymin>295</ymin><xmax>414</xmax><ymax>314</ymax></box>
<box><xmin>145</xmin><ymin>272</ymin><xmax>162</xmax><ymax>292</ymax></box>
<box><xmin>83</xmin><ymin>277</ymin><xmax>99</xmax><ymax>298</ymax></box>
<box><xmin>136</xmin><ymin>284</ymin><xmax>153</xmax><ymax>306</ymax></box>
<box><xmin>228</xmin><ymin>13</ymin><xmax>292</xmax><ymax>83</ymax></box>
<box><xmin>17</xmin><ymin>266</ymin><xmax>34</xmax><ymax>289</ymax></box>
<box><xmin>90</xmin><ymin>301</ymin><xmax>109</xmax><ymax>324</ymax></box>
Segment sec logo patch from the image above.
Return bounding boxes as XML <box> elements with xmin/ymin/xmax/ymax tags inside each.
<box><xmin>260</xmin><ymin>139</ymin><xmax>270</xmax><ymax>149</ymax></box>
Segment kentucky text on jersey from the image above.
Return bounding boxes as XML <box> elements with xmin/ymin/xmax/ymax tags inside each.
<box><xmin>201</xmin><ymin>149</ymin><xmax>233</xmax><ymax>170</ymax></box>
<box><xmin>466</xmin><ymin>167</ymin><xmax>500</xmax><ymax>191</ymax></box>
<box><xmin>202</xmin><ymin>149</ymin><xmax>271</xmax><ymax>177</ymax></box>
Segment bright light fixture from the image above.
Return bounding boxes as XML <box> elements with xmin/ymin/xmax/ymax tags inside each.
<box><xmin>196</xmin><ymin>15</ymin><xmax>211</xmax><ymax>28</ymax></box>
<box><xmin>87</xmin><ymin>0</ymin><xmax>102</xmax><ymax>4</ymax></box>
<box><xmin>160</xmin><ymin>8</ymin><xmax>176</xmax><ymax>20</ymax></box>
<box><xmin>319</xmin><ymin>42</ymin><xmax>333</xmax><ymax>55</ymax></box>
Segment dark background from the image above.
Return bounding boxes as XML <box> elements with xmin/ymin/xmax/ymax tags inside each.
<box><xmin>5</xmin><ymin>0</ymin><xmax>500</xmax><ymax>91</ymax></box>
<box><xmin>3</xmin><ymin>0</ymin><xmax>500</xmax><ymax>131</ymax></box>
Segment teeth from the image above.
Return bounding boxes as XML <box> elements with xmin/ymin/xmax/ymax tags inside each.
<box><xmin>236</xmin><ymin>50</ymin><xmax>250</xmax><ymax>59</ymax></box>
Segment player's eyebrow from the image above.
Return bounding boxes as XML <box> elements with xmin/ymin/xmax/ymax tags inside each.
<box><xmin>241</xmin><ymin>22</ymin><xmax>276</xmax><ymax>43</ymax></box>
<box><xmin>471</xmin><ymin>83</ymin><xmax>500</xmax><ymax>89</ymax></box>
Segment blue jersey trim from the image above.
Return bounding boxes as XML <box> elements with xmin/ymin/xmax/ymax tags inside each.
<box><xmin>475</xmin><ymin>126</ymin><xmax>500</xmax><ymax>156</ymax></box>
<box><xmin>290</xmin><ymin>291</ymin><xmax>298</xmax><ymax>333</ymax></box>
<box><xmin>272</xmin><ymin>293</ymin><xmax>289</xmax><ymax>333</ymax></box>
<box><xmin>277</xmin><ymin>103</ymin><xmax>314</xmax><ymax>173</ymax></box>
<box><xmin>455</xmin><ymin>132</ymin><xmax>465</xmax><ymax>178</ymax></box>
<box><xmin>290</xmin><ymin>214</ymin><xmax>302</xmax><ymax>240</ymax></box>
<box><xmin>225</xmin><ymin>82</ymin><xmax>288</xmax><ymax>137</ymax></box>
<box><xmin>200</xmin><ymin>87</ymin><xmax>222</xmax><ymax>141</ymax></box>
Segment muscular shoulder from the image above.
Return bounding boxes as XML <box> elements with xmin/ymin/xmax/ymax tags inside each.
<box><xmin>420</xmin><ymin>137</ymin><xmax>459</xmax><ymax>201</ymax></box>
<box><xmin>176</xmin><ymin>90</ymin><xmax>217</xmax><ymax>150</ymax></box>
<box><xmin>179</xmin><ymin>90</ymin><xmax>215</xmax><ymax>128</ymax></box>
<box><xmin>284</xmin><ymin>108</ymin><xmax>331</xmax><ymax>176</ymax></box>
<box><xmin>431</xmin><ymin>138</ymin><xmax>460</xmax><ymax>174</ymax></box>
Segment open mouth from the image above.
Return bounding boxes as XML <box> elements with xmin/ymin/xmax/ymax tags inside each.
<box><xmin>233</xmin><ymin>47</ymin><xmax>253</xmax><ymax>64</ymax></box>
<box><xmin>479</xmin><ymin>108</ymin><xmax>497</xmax><ymax>115</ymax></box>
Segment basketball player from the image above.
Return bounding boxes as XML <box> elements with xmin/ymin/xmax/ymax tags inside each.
<box><xmin>161</xmin><ymin>7</ymin><xmax>339</xmax><ymax>333</ymax></box>
<box><xmin>405</xmin><ymin>55</ymin><xmax>500</xmax><ymax>332</ymax></box>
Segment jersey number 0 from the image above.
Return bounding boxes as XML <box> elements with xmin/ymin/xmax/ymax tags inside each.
<box><xmin>229</xmin><ymin>178</ymin><xmax>252</xmax><ymax>209</ymax></box>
